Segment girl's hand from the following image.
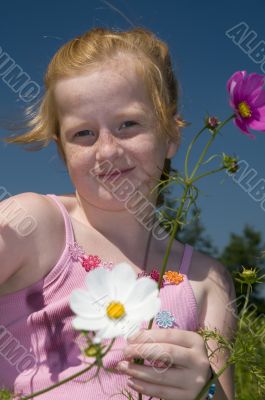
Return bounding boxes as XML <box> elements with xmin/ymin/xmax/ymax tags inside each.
<box><xmin>117</xmin><ymin>329</ymin><xmax>212</xmax><ymax>400</ymax></box>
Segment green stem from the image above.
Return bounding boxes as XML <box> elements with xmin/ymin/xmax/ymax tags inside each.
<box><xmin>148</xmin><ymin>184</ymin><xmax>191</xmax><ymax>330</ymax></box>
<box><xmin>139</xmin><ymin>201</ymin><xmax>191</xmax><ymax>397</ymax></box>
<box><xmin>191</xmin><ymin>166</ymin><xmax>226</xmax><ymax>183</ymax></box>
<box><xmin>184</xmin><ymin>126</ymin><xmax>208</xmax><ymax>178</ymax></box>
<box><xmin>190</xmin><ymin>134</ymin><xmax>216</xmax><ymax>180</ymax></box>
<box><xmin>19</xmin><ymin>339</ymin><xmax>115</xmax><ymax>400</ymax></box>
<box><xmin>138</xmin><ymin>183</ymin><xmax>190</xmax><ymax>400</ymax></box>
<box><xmin>190</xmin><ymin>114</ymin><xmax>235</xmax><ymax>180</ymax></box>
<box><xmin>239</xmin><ymin>283</ymin><xmax>251</xmax><ymax>330</ymax></box>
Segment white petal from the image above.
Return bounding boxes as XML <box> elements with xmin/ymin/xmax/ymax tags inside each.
<box><xmin>125</xmin><ymin>277</ymin><xmax>158</xmax><ymax>307</ymax></box>
<box><xmin>95</xmin><ymin>318</ymin><xmax>139</xmax><ymax>340</ymax></box>
<box><xmin>116</xmin><ymin>319</ymin><xmax>141</xmax><ymax>339</ymax></box>
<box><xmin>72</xmin><ymin>315</ymin><xmax>107</xmax><ymax>331</ymax></box>
<box><xmin>127</xmin><ymin>294</ymin><xmax>161</xmax><ymax>322</ymax></box>
<box><xmin>109</xmin><ymin>263</ymin><xmax>137</xmax><ymax>300</ymax></box>
<box><xmin>70</xmin><ymin>289</ymin><xmax>105</xmax><ymax>318</ymax></box>
<box><xmin>94</xmin><ymin>326</ymin><xmax>119</xmax><ymax>341</ymax></box>
<box><xmin>110</xmin><ymin>262</ymin><xmax>137</xmax><ymax>283</ymax></box>
<box><xmin>84</xmin><ymin>267</ymin><xmax>112</xmax><ymax>302</ymax></box>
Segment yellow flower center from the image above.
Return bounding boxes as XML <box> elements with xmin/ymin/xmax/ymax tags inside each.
<box><xmin>106</xmin><ymin>301</ymin><xmax>126</xmax><ymax>319</ymax></box>
<box><xmin>238</xmin><ymin>101</ymin><xmax>252</xmax><ymax>118</ymax></box>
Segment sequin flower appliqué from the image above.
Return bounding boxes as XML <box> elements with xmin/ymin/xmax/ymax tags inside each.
<box><xmin>68</xmin><ymin>242</ymin><xmax>113</xmax><ymax>272</ymax></box>
<box><xmin>155</xmin><ymin>310</ymin><xmax>176</xmax><ymax>328</ymax></box>
<box><xmin>163</xmin><ymin>271</ymin><xmax>184</xmax><ymax>285</ymax></box>
<box><xmin>69</xmin><ymin>242</ymin><xmax>185</xmax><ymax>287</ymax></box>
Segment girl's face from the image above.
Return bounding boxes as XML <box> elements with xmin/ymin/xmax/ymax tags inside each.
<box><xmin>54</xmin><ymin>57</ymin><xmax>178</xmax><ymax>211</ymax></box>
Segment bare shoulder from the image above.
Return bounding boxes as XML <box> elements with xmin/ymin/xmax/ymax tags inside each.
<box><xmin>1</xmin><ymin>191</ymin><xmax>56</xmax><ymax>220</ymax></box>
<box><xmin>190</xmin><ymin>248</ymin><xmax>235</xmax><ymax>296</ymax></box>
<box><xmin>0</xmin><ymin>192</ymin><xmax>65</xmax><ymax>294</ymax></box>
<box><xmin>0</xmin><ymin>191</ymin><xmax>64</xmax><ymax>239</ymax></box>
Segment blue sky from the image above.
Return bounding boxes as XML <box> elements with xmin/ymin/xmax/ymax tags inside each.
<box><xmin>0</xmin><ymin>0</ymin><xmax>265</xmax><ymax>257</ymax></box>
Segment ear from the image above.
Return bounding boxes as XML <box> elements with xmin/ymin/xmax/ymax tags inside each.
<box><xmin>166</xmin><ymin>138</ymin><xmax>179</xmax><ymax>159</ymax></box>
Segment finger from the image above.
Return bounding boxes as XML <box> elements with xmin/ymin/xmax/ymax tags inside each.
<box><xmin>127</xmin><ymin>328</ymin><xmax>200</xmax><ymax>348</ymax></box>
<box><xmin>118</xmin><ymin>361</ymin><xmax>188</xmax><ymax>388</ymax></box>
<box><xmin>127</xmin><ymin>377</ymin><xmax>189</xmax><ymax>400</ymax></box>
<box><xmin>123</xmin><ymin>342</ymin><xmax>194</xmax><ymax>368</ymax></box>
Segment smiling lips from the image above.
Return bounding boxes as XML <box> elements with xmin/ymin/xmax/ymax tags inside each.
<box><xmin>98</xmin><ymin>167</ymin><xmax>135</xmax><ymax>177</ymax></box>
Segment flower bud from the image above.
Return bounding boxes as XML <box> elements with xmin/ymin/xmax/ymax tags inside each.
<box><xmin>236</xmin><ymin>266</ymin><xmax>265</xmax><ymax>288</ymax></box>
<box><xmin>238</xmin><ymin>267</ymin><xmax>257</xmax><ymax>284</ymax></box>
<box><xmin>205</xmin><ymin>116</ymin><xmax>220</xmax><ymax>130</ymax></box>
<box><xmin>222</xmin><ymin>154</ymin><xmax>239</xmax><ymax>173</ymax></box>
<box><xmin>84</xmin><ymin>343</ymin><xmax>102</xmax><ymax>358</ymax></box>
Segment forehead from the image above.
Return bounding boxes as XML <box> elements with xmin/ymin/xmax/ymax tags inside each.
<box><xmin>53</xmin><ymin>59</ymin><xmax>153</xmax><ymax>117</ymax></box>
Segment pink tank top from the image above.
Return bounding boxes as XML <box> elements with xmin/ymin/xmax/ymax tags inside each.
<box><xmin>0</xmin><ymin>194</ymin><xmax>199</xmax><ymax>399</ymax></box>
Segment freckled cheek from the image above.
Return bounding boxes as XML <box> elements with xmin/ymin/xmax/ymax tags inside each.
<box><xmin>64</xmin><ymin>146</ymin><xmax>94</xmax><ymax>171</ymax></box>
<box><xmin>139</xmin><ymin>143</ymin><xmax>167</xmax><ymax>177</ymax></box>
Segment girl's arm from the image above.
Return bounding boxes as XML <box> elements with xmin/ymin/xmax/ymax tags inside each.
<box><xmin>0</xmin><ymin>193</ymin><xmax>35</xmax><ymax>286</ymax></box>
<box><xmin>0</xmin><ymin>192</ymin><xmax>62</xmax><ymax>290</ymax></box>
<box><xmin>201</xmin><ymin>257</ymin><xmax>238</xmax><ymax>400</ymax></box>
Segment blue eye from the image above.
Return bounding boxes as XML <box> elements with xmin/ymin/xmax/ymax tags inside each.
<box><xmin>74</xmin><ymin>130</ymin><xmax>94</xmax><ymax>137</ymax></box>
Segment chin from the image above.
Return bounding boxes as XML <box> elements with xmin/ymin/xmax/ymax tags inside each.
<box><xmin>76</xmin><ymin>176</ymin><xmax>154</xmax><ymax>211</ymax></box>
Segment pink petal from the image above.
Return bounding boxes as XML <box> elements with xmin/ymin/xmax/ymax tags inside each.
<box><xmin>256</xmin><ymin>104</ymin><xmax>265</xmax><ymax>118</ymax></box>
<box><xmin>227</xmin><ymin>71</ymin><xmax>246</xmax><ymax>94</ymax></box>
<box><xmin>247</xmin><ymin>88</ymin><xmax>265</xmax><ymax>105</ymax></box>
<box><xmin>248</xmin><ymin>119</ymin><xmax>265</xmax><ymax>131</ymax></box>
<box><xmin>228</xmin><ymin>98</ymin><xmax>236</xmax><ymax>109</ymax></box>
<box><xmin>234</xmin><ymin>117</ymin><xmax>256</xmax><ymax>139</ymax></box>
<box><xmin>248</xmin><ymin>105</ymin><xmax>265</xmax><ymax>131</ymax></box>
<box><xmin>240</xmin><ymin>73</ymin><xmax>265</xmax><ymax>100</ymax></box>
<box><xmin>247</xmin><ymin>108</ymin><xmax>261</xmax><ymax>124</ymax></box>
<box><xmin>233</xmin><ymin>79</ymin><xmax>245</xmax><ymax>105</ymax></box>
<box><xmin>253</xmin><ymin>91</ymin><xmax>265</xmax><ymax>108</ymax></box>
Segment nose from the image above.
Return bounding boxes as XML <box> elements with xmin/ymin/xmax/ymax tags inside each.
<box><xmin>95</xmin><ymin>129</ymin><xmax>124</xmax><ymax>162</ymax></box>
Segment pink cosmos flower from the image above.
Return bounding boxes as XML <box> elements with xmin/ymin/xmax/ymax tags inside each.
<box><xmin>227</xmin><ymin>71</ymin><xmax>265</xmax><ymax>138</ymax></box>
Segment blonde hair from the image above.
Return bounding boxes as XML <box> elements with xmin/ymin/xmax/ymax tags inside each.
<box><xmin>3</xmin><ymin>27</ymin><xmax>186</xmax><ymax>165</ymax></box>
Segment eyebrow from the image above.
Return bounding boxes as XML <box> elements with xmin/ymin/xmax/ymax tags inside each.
<box><xmin>62</xmin><ymin>107</ymin><xmax>150</xmax><ymax>135</ymax></box>
<box><xmin>113</xmin><ymin>108</ymin><xmax>148</xmax><ymax>119</ymax></box>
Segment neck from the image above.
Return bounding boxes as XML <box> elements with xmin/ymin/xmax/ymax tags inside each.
<box><xmin>73</xmin><ymin>190</ymin><xmax>157</xmax><ymax>265</ymax></box>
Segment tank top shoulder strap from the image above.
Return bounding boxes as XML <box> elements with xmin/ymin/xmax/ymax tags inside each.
<box><xmin>179</xmin><ymin>244</ymin><xmax>193</xmax><ymax>275</ymax></box>
<box><xmin>46</xmin><ymin>194</ymin><xmax>75</xmax><ymax>245</ymax></box>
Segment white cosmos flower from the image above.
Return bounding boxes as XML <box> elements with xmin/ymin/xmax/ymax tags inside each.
<box><xmin>69</xmin><ymin>262</ymin><xmax>161</xmax><ymax>343</ymax></box>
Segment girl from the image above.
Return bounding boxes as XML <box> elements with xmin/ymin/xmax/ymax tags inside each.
<box><xmin>0</xmin><ymin>27</ymin><xmax>237</xmax><ymax>400</ymax></box>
